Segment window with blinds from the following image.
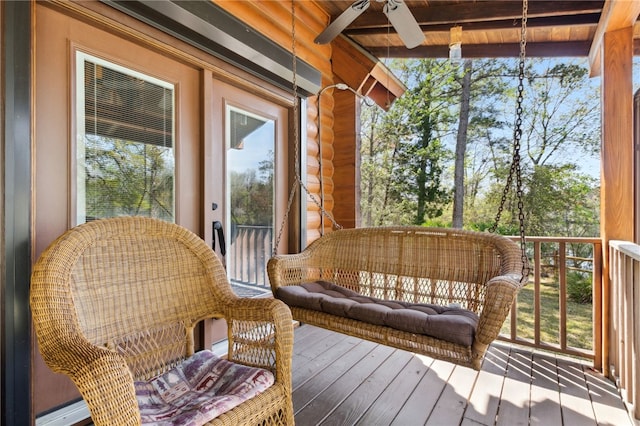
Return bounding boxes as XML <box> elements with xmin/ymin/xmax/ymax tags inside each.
<box><xmin>75</xmin><ymin>52</ymin><xmax>175</xmax><ymax>224</ymax></box>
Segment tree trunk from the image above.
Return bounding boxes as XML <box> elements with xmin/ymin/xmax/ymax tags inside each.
<box><xmin>452</xmin><ymin>59</ymin><xmax>473</xmax><ymax>228</ymax></box>
<box><xmin>364</xmin><ymin>111</ymin><xmax>377</xmax><ymax>226</ymax></box>
<box><xmin>415</xmin><ymin>113</ymin><xmax>432</xmax><ymax>225</ymax></box>
<box><xmin>378</xmin><ymin>145</ymin><xmax>398</xmax><ymax>226</ymax></box>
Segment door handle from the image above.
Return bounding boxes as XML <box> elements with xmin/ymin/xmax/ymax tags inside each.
<box><xmin>212</xmin><ymin>221</ymin><xmax>226</xmax><ymax>256</ymax></box>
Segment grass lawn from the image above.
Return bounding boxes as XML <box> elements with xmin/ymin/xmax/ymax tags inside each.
<box><xmin>500</xmin><ymin>277</ymin><xmax>593</xmax><ymax>351</ymax></box>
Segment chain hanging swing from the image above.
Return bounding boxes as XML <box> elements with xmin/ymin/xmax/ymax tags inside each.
<box><xmin>275</xmin><ymin>0</ymin><xmax>531</xmax><ymax>283</ymax></box>
<box><xmin>489</xmin><ymin>0</ymin><xmax>531</xmax><ymax>281</ymax></box>
<box><xmin>268</xmin><ymin>1</ymin><xmax>530</xmax><ymax>370</ymax></box>
<box><xmin>272</xmin><ymin>0</ymin><xmax>342</xmax><ymax>257</ymax></box>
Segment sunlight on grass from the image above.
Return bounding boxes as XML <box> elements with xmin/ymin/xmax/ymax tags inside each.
<box><xmin>500</xmin><ymin>278</ymin><xmax>593</xmax><ymax>351</ymax></box>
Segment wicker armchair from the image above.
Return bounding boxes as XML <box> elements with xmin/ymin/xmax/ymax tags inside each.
<box><xmin>30</xmin><ymin>217</ymin><xmax>294</xmax><ymax>425</ymax></box>
<box><xmin>268</xmin><ymin>227</ymin><xmax>526</xmax><ymax>370</ymax></box>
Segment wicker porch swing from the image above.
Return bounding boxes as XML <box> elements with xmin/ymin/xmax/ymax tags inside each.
<box><xmin>268</xmin><ymin>0</ymin><xmax>530</xmax><ymax>370</ymax></box>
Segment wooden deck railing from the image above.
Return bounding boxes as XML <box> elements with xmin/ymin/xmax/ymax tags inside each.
<box><xmin>228</xmin><ymin>225</ymin><xmax>272</xmax><ymax>287</ymax></box>
<box><xmin>502</xmin><ymin>236</ymin><xmax>603</xmax><ymax>368</ymax></box>
<box><xmin>608</xmin><ymin>240</ymin><xmax>640</xmax><ymax>420</ymax></box>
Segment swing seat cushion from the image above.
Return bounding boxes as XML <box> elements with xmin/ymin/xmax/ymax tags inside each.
<box><xmin>275</xmin><ymin>280</ymin><xmax>479</xmax><ymax>346</ymax></box>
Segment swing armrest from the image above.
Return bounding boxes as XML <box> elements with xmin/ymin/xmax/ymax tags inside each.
<box><xmin>267</xmin><ymin>251</ymin><xmax>318</xmax><ymax>291</ymax></box>
<box><xmin>474</xmin><ymin>273</ymin><xmax>525</xmax><ymax>348</ymax></box>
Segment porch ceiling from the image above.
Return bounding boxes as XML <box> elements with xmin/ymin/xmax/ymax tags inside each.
<box><xmin>313</xmin><ymin>0</ymin><xmax>639</xmax><ymax>58</ymax></box>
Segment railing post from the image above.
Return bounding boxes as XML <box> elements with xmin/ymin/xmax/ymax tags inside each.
<box><xmin>534</xmin><ymin>241</ymin><xmax>541</xmax><ymax>346</ymax></box>
<box><xmin>228</xmin><ymin>225</ymin><xmax>273</xmax><ymax>288</ymax></box>
<box><xmin>634</xmin><ymin>252</ymin><xmax>640</xmax><ymax>420</ymax></box>
<box><xmin>624</xmin><ymin>254</ymin><xmax>633</xmax><ymax>403</ymax></box>
<box><xmin>593</xmin><ymin>241</ymin><xmax>603</xmax><ymax>371</ymax></box>
<box><xmin>559</xmin><ymin>242</ymin><xmax>567</xmax><ymax>351</ymax></box>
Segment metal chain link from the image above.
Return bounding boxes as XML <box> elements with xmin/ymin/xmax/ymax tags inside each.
<box><xmin>489</xmin><ymin>0</ymin><xmax>530</xmax><ymax>281</ymax></box>
<box><xmin>272</xmin><ymin>0</ymin><xmax>300</xmax><ymax>256</ymax></box>
<box><xmin>273</xmin><ymin>1</ymin><xmax>342</xmax><ymax>257</ymax></box>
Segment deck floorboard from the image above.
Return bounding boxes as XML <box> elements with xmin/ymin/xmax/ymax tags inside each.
<box><xmin>292</xmin><ymin>325</ymin><xmax>634</xmax><ymax>426</ymax></box>
<box><xmin>356</xmin><ymin>353</ymin><xmax>433</xmax><ymax>426</ymax></box>
<box><xmin>529</xmin><ymin>352</ymin><xmax>563</xmax><ymax>425</ymax></box>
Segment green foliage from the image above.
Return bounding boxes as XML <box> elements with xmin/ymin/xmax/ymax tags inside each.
<box><xmin>361</xmin><ymin>59</ymin><xmax>457</xmax><ymax>226</ymax></box>
<box><xmin>229</xmin><ymin>149</ymin><xmax>274</xmax><ymax>227</ymax></box>
<box><xmin>85</xmin><ymin>137</ymin><xmax>174</xmax><ymax>221</ymax></box>
<box><xmin>361</xmin><ymin>57</ymin><xmax>600</xmax><ymax>238</ymax></box>
<box><xmin>393</xmin><ymin>60</ymin><xmax>457</xmax><ymax>225</ymax></box>
<box><xmin>567</xmin><ymin>271</ymin><xmax>593</xmax><ymax>304</ymax></box>
<box><xmin>421</xmin><ymin>218</ymin><xmax>451</xmax><ymax>228</ymax></box>
<box><xmin>523</xmin><ymin>164</ymin><xmax>599</xmax><ymax>236</ymax></box>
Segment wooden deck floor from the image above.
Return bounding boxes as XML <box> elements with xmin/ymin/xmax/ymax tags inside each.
<box><xmin>291</xmin><ymin>325</ymin><xmax>634</xmax><ymax>426</ymax></box>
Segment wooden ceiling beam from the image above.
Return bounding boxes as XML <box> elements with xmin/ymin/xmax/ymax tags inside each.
<box><xmin>345</xmin><ymin>13</ymin><xmax>600</xmax><ymax>37</ymax></box>
<box><xmin>367</xmin><ymin>41</ymin><xmax>595</xmax><ymax>58</ymax></box>
<box><xmin>347</xmin><ymin>1</ymin><xmax>604</xmax><ymax>30</ymax></box>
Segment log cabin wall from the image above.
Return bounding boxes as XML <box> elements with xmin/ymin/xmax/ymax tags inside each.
<box><xmin>213</xmin><ymin>1</ymin><xmax>335</xmax><ymax>244</ymax></box>
<box><xmin>329</xmin><ymin>37</ymin><xmax>406</xmax><ymax>231</ymax></box>
<box><xmin>332</xmin><ymin>89</ymin><xmax>359</xmax><ymax>229</ymax></box>
<box><xmin>213</xmin><ymin>1</ymin><xmax>405</xmax><ymax>243</ymax></box>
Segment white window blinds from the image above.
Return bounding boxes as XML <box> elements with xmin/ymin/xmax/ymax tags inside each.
<box><xmin>76</xmin><ymin>52</ymin><xmax>175</xmax><ymax>223</ymax></box>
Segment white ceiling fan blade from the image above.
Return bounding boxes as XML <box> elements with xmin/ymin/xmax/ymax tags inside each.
<box><xmin>314</xmin><ymin>0</ymin><xmax>371</xmax><ymax>44</ymax></box>
<box><xmin>384</xmin><ymin>0</ymin><xmax>425</xmax><ymax>49</ymax></box>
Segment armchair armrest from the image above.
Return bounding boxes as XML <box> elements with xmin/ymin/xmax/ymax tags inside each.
<box><xmin>47</xmin><ymin>339</ymin><xmax>140</xmax><ymax>426</ymax></box>
<box><xmin>223</xmin><ymin>298</ymin><xmax>293</xmax><ymax>384</ymax></box>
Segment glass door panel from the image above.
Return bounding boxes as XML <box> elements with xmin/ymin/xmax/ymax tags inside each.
<box><xmin>226</xmin><ymin>107</ymin><xmax>274</xmax><ymax>287</ymax></box>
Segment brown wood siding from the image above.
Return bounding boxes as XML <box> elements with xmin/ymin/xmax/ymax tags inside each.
<box><xmin>213</xmin><ymin>1</ymin><xmax>335</xmax><ymax>244</ymax></box>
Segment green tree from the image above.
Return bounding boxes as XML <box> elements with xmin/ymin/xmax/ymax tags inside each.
<box><xmin>85</xmin><ymin>137</ymin><xmax>174</xmax><ymax>221</ymax></box>
<box><xmin>361</xmin><ymin>59</ymin><xmax>456</xmax><ymax>226</ymax></box>
<box><xmin>361</xmin><ymin>58</ymin><xmax>600</xmax><ymax>239</ymax></box>
<box><xmin>361</xmin><ymin>103</ymin><xmax>401</xmax><ymax>225</ymax></box>
<box><xmin>452</xmin><ymin>59</ymin><xmax>473</xmax><ymax>228</ymax></box>
<box><xmin>229</xmin><ymin>150</ymin><xmax>274</xmax><ymax>227</ymax></box>
<box><xmin>524</xmin><ymin>164</ymin><xmax>599</xmax><ymax>237</ymax></box>
<box><xmin>452</xmin><ymin>58</ymin><xmax>513</xmax><ymax>228</ymax></box>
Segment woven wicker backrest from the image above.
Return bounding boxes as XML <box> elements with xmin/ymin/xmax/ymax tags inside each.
<box><xmin>31</xmin><ymin>217</ymin><xmax>235</xmax><ymax>380</ymax></box>
<box><xmin>299</xmin><ymin>227</ymin><xmax>522</xmax><ymax>312</ymax></box>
